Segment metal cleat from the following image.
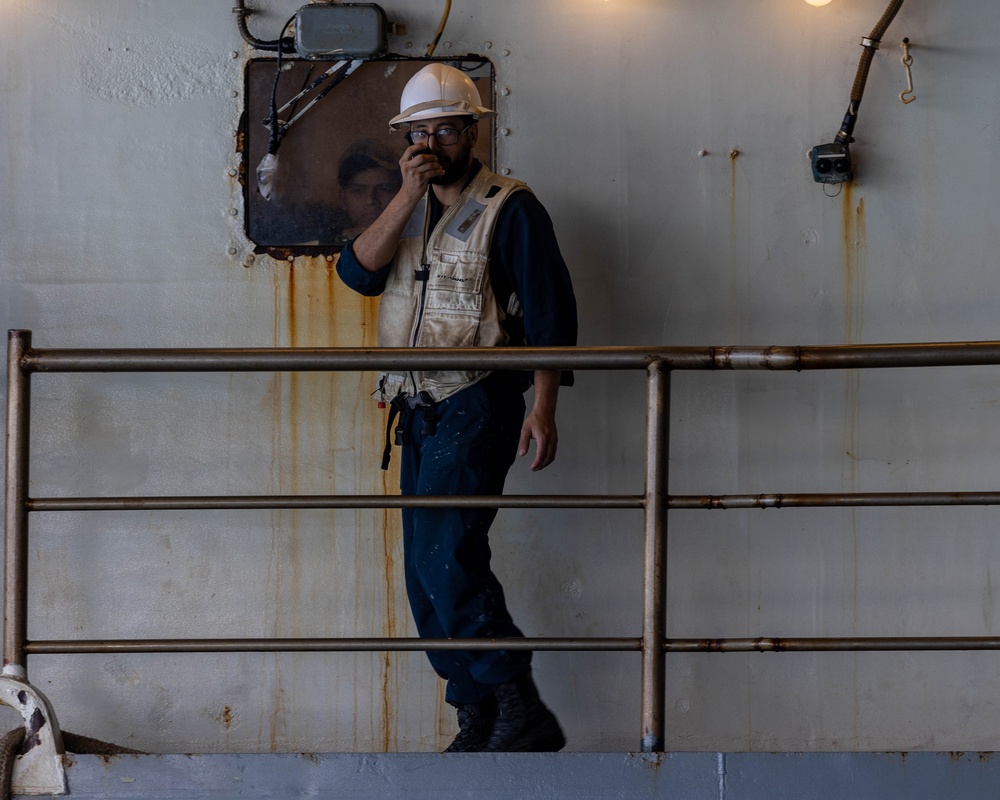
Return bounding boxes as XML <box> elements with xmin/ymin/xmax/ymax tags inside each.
<box><xmin>0</xmin><ymin>674</ymin><xmax>67</xmax><ymax>796</ymax></box>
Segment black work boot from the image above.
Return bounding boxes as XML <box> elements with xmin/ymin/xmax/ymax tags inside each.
<box><xmin>443</xmin><ymin>697</ymin><xmax>498</xmax><ymax>753</ymax></box>
<box><xmin>482</xmin><ymin>672</ymin><xmax>566</xmax><ymax>752</ymax></box>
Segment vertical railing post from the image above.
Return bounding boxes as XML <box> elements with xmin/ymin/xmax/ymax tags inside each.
<box><xmin>4</xmin><ymin>330</ymin><xmax>31</xmax><ymax>678</ymax></box>
<box><xmin>641</xmin><ymin>359</ymin><xmax>669</xmax><ymax>752</ymax></box>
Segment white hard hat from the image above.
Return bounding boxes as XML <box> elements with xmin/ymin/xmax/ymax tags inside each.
<box><xmin>389</xmin><ymin>63</ymin><xmax>495</xmax><ymax>130</ymax></box>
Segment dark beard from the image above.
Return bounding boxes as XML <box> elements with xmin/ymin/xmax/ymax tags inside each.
<box><xmin>429</xmin><ymin>154</ymin><xmax>472</xmax><ymax>186</ymax></box>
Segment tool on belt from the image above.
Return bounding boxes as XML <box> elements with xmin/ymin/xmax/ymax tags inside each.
<box><xmin>380</xmin><ymin>391</ymin><xmax>438</xmax><ymax>470</ymax></box>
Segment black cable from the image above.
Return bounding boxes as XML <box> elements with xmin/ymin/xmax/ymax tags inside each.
<box><xmin>234</xmin><ymin>0</ymin><xmax>296</xmax><ymax>53</ymax></box>
<box><xmin>267</xmin><ymin>13</ymin><xmax>299</xmax><ymax>155</ymax></box>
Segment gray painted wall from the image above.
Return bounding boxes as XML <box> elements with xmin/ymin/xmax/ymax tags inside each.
<box><xmin>3</xmin><ymin>0</ymin><xmax>1000</xmax><ymax>753</ymax></box>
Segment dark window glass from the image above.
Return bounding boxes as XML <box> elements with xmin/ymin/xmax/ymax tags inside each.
<box><xmin>243</xmin><ymin>58</ymin><xmax>494</xmax><ymax>255</ymax></box>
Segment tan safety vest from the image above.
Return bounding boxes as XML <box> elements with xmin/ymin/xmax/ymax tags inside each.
<box><xmin>376</xmin><ymin>167</ymin><xmax>529</xmax><ymax>403</ymax></box>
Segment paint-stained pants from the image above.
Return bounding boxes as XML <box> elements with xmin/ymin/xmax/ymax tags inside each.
<box><xmin>399</xmin><ymin>375</ymin><xmax>531</xmax><ymax>705</ymax></box>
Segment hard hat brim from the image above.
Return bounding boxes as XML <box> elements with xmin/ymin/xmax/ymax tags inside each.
<box><xmin>389</xmin><ymin>99</ymin><xmax>496</xmax><ymax>130</ymax></box>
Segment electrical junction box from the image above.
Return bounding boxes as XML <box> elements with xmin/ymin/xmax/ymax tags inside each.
<box><xmin>810</xmin><ymin>142</ymin><xmax>853</xmax><ymax>185</ymax></box>
<box><xmin>295</xmin><ymin>3</ymin><xmax>388</xmax><ymax>59</ymax></box>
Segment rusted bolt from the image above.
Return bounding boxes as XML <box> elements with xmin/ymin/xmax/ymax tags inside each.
<box><xmin>287</xmin><ymin>255</ymin><xmax>294</xmax><ymax>262</ymax></box>
<box><xmin>228</xmin><ymin>168</ymin><xmax>238</xmax><ymax>177</ymax></box>
<box><xmin>730</xmin><ymin>149</ymin><xmax>741</xmax><ymax>160</ymax></box>
<box><xmin>326</xmin><ymin>255</ymin><xmax>335</xmax><ymax>262</ymax></box>
<box><xmin>247</xmin><ymin>254</ymin><xmax>255</xmax><ymax>264</ymax></box>
<box><xmin>698</xmin><ymin>149</ymin><xmax>709</xmax><ymax>158</ymax></box>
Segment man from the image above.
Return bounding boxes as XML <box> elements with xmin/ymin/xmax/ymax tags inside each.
<box><xmin>337</xmin><ymin>63</ymin><xmax>577</xmax><ymax>753</ymax></box>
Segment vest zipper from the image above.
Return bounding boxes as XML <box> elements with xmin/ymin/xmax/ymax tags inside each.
<box><xmin>408</xmin><ymin>196</ymin><xmax>434</xmax><ymax>396</ymax></box>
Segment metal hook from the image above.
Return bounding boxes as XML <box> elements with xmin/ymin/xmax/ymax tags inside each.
<box><xmin>900</xmin><ymin>38</ymin><xmax>916</xmax><ymax>104</ymax></box>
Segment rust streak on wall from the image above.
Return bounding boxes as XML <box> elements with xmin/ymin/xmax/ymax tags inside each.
<box><xmin>267</xmin><ymin>255</ymin><xmax>412</xmax><ymax>750</ymax></box>
<box><xmin>841</xmin><ymin>186</ymin><xmax>867</xmax><ymax>737</ymax></box>
<box><xmin>729</xmin><ymin>149</ymin><xmax>739</xmax><ymax>229</ymax></box>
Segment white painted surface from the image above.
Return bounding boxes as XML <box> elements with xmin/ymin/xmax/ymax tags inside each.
<box><xmin>3</xmin><ymin>0</ymin><xmax>1000</xmax><ymax>753</ymax></box>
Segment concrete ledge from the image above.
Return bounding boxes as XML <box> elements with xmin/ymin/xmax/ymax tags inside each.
<box><xmin>18</xmin><ymin>751</ymin><xmax>1000</xmax><ymax>800</ymax></box>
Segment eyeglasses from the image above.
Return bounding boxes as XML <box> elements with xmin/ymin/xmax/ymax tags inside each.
<box><xmin>405</xmin><ymin>124</ymin><xmax>474</xmax><ymax>147</ymax></box>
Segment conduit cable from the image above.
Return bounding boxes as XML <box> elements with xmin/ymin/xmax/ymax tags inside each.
<box><xmin>425</xmin><ymin>0</ymin><xmax>453</xmax><ymax>57</ymax></box>
<box><xmin>233</xmin><ymin>0</ymin><xmax>296</xmax><ymax>53</ymax></box>
<box><xmin>835</xmin><ymin>0</ymin><xmax>905</xmax><ymax>145</ymax></box>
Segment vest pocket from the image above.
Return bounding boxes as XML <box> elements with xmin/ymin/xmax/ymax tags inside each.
<box><xmin>416</xmin><ymin>252</ymin><xmax>487</xmax><ymax>347</ymax></box>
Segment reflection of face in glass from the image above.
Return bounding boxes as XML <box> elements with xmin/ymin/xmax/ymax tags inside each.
<box><xmin>342</xmin><ymin>167</ymin><xmax>399</xmax><ymax>234</ymax></box>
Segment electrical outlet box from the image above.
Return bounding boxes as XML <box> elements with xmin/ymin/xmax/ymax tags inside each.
<box><xmin>295</xmin><ymin>3</ymin><xmax>388</xmax><ymax>60</ymax></box>
<box><xmin>810</xmin><ymin>142</ymin><xmax>853</xmax><ymax>185</ymax></box>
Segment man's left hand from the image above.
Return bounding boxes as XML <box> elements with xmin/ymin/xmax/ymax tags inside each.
<box><xmin>518</xmin><ymin>370</ymin><xmax>562</xmax><ymax>471</ymax></box>
<box><xmin>518</xmin><ymin>409</ymin><xmax>558</xmax><ymax>471</ymax></box>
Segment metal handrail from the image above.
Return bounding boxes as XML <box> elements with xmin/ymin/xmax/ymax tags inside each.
<box><xmin>9</xmin><ymin>328</ymin><xmax>1000</xmax><ymax>752</ymax></box>
<box><xmin>19</xmin><ymin>340</ymin><xmax>1000</xmax><ymax>372</ymax></box>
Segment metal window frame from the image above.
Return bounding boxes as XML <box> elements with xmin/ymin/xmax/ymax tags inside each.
<box><xmin>9</xmin><ymin>330</ymin><xmax>1000</xmax><ymax>752</ymax></box>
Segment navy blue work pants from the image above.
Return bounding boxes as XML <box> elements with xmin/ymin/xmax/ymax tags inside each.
<box><xmin>399</xmin><ymin>375</ymin><xmax>531</xmax><ymax>705</ymax></box>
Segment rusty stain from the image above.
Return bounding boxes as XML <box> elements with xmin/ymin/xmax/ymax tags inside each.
<box><xmin>268</xmin><ymin>663</ymin><xmax>286</xmax><ymax>753</ymax></box>
<box><xmin>841</xmin><ymin>187</ymin><xmax>866</xmax><ymax>740</ymax></box>
<box><xmin>257</xmin><ymin>244</ymin><xmax>342</xmax><ymax>262</ymax></box>
<box><xmin>287</xmin><ymin>260</ymin><xmax>298</xmax><ymax>348</ymax></box>
<box><xmin>641</xmin><ymin>753</ymin><xmax>666</xmax><ymax>770</ymax></box>
<box><xmin>842</xmin><ymin>186</ymin><xmax>866</xmax><ymax>345</ymax></box>
<box><xmin>223</xmin><ymin>705</ymin><xmax>232</xmax><ymax>731</ymax></box>
<box><xmin>950</xmin><ymin>751</ymin><xmax>966</xmax><ymax>763</ymax></box>
<box><xmin>730</xmin><ymin>152</ymin><xmax>738</xmax><ymax>230</ymax></box>
<box><xmin>264</xmin><ymin>255</ymin><xmax>410</xmax><ymax>751</ymax></box>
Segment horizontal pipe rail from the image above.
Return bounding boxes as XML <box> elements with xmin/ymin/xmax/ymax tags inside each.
<box><xmin>27</xmin><ymin>494</ymin><xmax>643</xmax><ymax>512</ymax></box>
<box><xmin>24</xmin><ymin>636</ymin><xmax>1000</xmax><ymax>655</ymax></box>
<box><xmin>20</xmin><ymin>341</ymin><xmax>1000</xmax><ymax>373</ymax></box>
<box><xmin>667</xmin><ymin>637</ymin><xmax>1000</xmax><ymax>653</ymax></box>
<box><xmin>671</xmin><ymin>492</ymin><xmax>1000</xmax><ymax>509</ymax></box>
<box><xmin>26</xmin><ymin>492</ymin><xmax>1000</xmax><ymax>513</ymax></box>
<box><xmin>25</xmin><ymin>637</ymin><xmax>640</xmax><ymax>654</ymax></box>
